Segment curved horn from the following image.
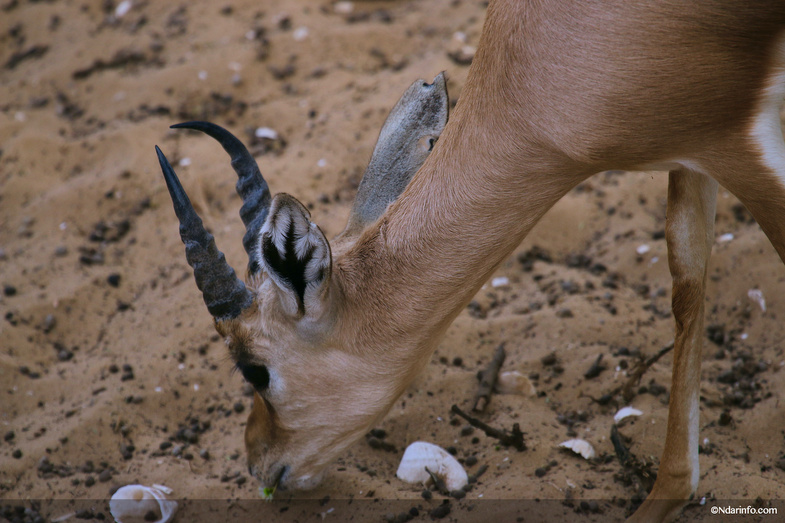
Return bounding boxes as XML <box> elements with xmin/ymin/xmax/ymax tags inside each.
<box><xmin>156</xmin><ymin>145</ymin><xmax>254</xmax><ymax>320</ymax></box>
<box><xmin>171</xmin><ymin>121</ymin><xmax>271</xmax><ymax>275</ymax></box>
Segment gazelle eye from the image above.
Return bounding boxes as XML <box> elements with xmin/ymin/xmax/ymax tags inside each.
<box><xmin>236</xmin><ymin>362</ymin><xmax>270</xmax><ymax>391</ymax></box>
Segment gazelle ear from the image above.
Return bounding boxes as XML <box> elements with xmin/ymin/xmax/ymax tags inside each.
<box><xmin>259</xmin><ymin>194</ymin><xmax>332</xmax><ymax>318</ymax></box>
<box><xmin>339</xmin><ymin>72</ymin><xmax>449</xmax><ymax>239</ymax></box>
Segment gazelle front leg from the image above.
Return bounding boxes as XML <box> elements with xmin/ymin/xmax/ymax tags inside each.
<box><xmin>629</xmin><ymin>169</ymin><xmax>718</xmax><ymax>522</ymax></box>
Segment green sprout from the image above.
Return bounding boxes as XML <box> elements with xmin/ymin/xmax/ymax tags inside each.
<box><xmin>259</xmin><ymin>485</ymin><xmax>276</xmax><ymax>501</ymax></box>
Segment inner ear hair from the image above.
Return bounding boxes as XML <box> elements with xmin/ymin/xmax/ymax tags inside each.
<box><xmin>259</xmin><ymin>194</ymin><xmax>332</xmax><ymax>317</ymax></box>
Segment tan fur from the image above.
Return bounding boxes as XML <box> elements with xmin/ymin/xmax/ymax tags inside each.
<box><xmin>222</xmin><ymin>1</ymin><xmax>785</xmax><ymax>519</ymax></box>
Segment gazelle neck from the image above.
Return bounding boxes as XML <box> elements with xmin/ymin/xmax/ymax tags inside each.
<box><xmin>336</xmin><ymin>95</ymin><xmax>591</xmax><ymax>373</ymax></box>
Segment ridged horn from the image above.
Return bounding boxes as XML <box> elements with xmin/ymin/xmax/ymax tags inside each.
<box><xmin>155</xmin><ymin>145</ymin><xmax>254</xmax><ymax>321</ymax></box>
<box><xmin>170</xmin><ymin>121</ymin><xmax>271</xmax><ymax>275</ymax></box>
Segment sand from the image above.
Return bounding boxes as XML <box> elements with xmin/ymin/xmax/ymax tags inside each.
<box><xmin>2</xmin><ymin>0</ymin><xmax>785</xmax><ymax>521</ymax></box>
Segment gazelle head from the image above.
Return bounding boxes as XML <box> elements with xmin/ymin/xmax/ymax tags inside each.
<box><xmin>155</xmin><ymin>74</ymin><xmax>449</xmax><ymax>490</ymax></box>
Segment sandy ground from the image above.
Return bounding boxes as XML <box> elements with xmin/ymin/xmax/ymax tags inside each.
<box><xmin>2</xmin><ymin>0</ymin><xmax>785</xmax><ymax>521</ymax></box>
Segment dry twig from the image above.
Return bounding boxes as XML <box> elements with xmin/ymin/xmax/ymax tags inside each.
<box><xmin>611</xmin><ymin>342</ymin><xmax>674</xmax><ymax>402</ymax></box>
<box><xmin>473</xmin><ymin>344</ymin><xmax>506</xmax><ymax>412</ymax></box>
<box><xmin>451</xmin><ymin>404</ymin><xmax>526</xmax><ymax>451</ymax></box>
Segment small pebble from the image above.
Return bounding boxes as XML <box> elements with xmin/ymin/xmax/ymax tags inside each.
<box><xmin>85</xmin><ymin>476</ymin><xmax>95</xmax><ymax>487</ymax></box>
<box><xmin>648</xmin><ymin>382</ymin><xmax>667</xmax><ymax>396</ymax></box>
<box><xmin>181</xmin><ymin>428</ymin><xmax>198</xmax><ymax>444</ymax></box>
<box><xmin>447</xmin><ymin>46</ymin><xmax>475</xmax><ymax>66</ymax></box>
<box><xmin>43</xmin><ymin>314</ymin><xmax>57</xmax><ymax>333</ymax></box>
<box><xmin>535</xmin><ymin>467</ymin><xmax>547</xmax><ymax>477</ymax></box>
<box><xmin>449</xmin><ymin>489</ymin><xmax>465</xmax><ymax>499</ymax></box>
<box><xmin>429</xmin><ymin>503</ymin><xmax>451</xmax><ymax>519</ymax></box>
<box><xmin>98</xmin><ymin>469</ymin><xmax>112</xmax><ymax>482</ymax></box>
<box><xmin>369</xmin><ymin>428</ymin><xmax>387</xmax><ymax>439</ymax></box>
<box><xmin>107</xmin><ymin>273</ymin><xmax>121</xmax><ymax>287</ymax></box>
<box><xmin>12</xmin><ymin>449</ymin><xmax>22</xmax><ymax>459</ymax></box>
<box><xmin>292</xmin><ymin>26</ymin><xmax>309</xmax><ymax>41</ymax></box>
<box><xmin>121</xmin><ymin>445</ymin><xmax>134</xmax><ymax>460</ymax></box>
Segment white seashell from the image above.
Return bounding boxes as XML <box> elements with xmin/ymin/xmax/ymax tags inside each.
<box><xmin>109</xmin><ymin>484</ymin><xmax>178</xmax><ymax>523</ymax></box>
<box><xmin>396</xmin><ymin>441</ymin><xmax>468</xmax><ymax>491</ymax></box>
<box><xmin>614</xmin><ymin>406</ymin><xmax>643</xmax><ymax>424</ymax></box>
<box><xmin>333</xmin><ymin>1</ymin><xmax>354</xmax><ymax>14</ymax></box>
<box><xmin>255</xmin><ymin>127</ymin><xmax>279</xmax><ymax>140</ymax></box>
<box><xmin>558</xmin><ymin>439</ymin><xmax>596</xmax><ymax>460</ymax></box>
<box><xmin>496</xmin><ymin>371</ymin><xmax>536</xmax><ymax>397</ymax></box>
<box><xmin>460</xmin><ymin>45</ymin><xmax>477</xmax><ymax>58</ymax></box>
<box><xmin>491</xmin><ymin>276</ymin><xmax>509</xmax><ymax>288</ymax></box>
<box><xmin>636</xmin><ymin>244</ymin><xmax>650</xmax><ymax>255</ymax></box>
<box><xmin>293</xmin><ymin>27</ymin><xmax>309</xmax><ymax>41</ymax></box>
<box><xmin>717</xmin><ymin>233</ymin><xmax>734</xmax><ymax>243</ymax></box>
<box><xmin>151</xmin><ymin>484</ymin><xmax>173</xmax><ymax>495</ymax></box>
<box><xmin>115</xmin><ymin>0</ymin><xmax>132</xmax><ymax>18</ymax></box>
<box><xmin>747</xmin><ymin>289</ymin><xmax>766</xmax><ymax>312</ymax></box>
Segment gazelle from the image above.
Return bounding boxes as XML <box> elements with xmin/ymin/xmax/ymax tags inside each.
<box><xmin>155</xmin><ymin>0</ymin><xmax>785</xmax><ymax>520</ymax></box>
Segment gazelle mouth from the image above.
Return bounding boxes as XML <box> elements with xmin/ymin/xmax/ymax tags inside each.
<box><xmin>272</xmin><ymin>465</ymin><xmax>288</xmax><ymax>490</ymax></box>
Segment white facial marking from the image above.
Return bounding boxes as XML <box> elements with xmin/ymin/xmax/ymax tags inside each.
<box><xmin>751</xmin><ymin>33</ymin><xmax>785</xmax><ymax>185</ymax></box>
<box><xmin>688</xmin><ymin>392</ymin><xmax>700</xmax><ymax>493</ymax></box>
